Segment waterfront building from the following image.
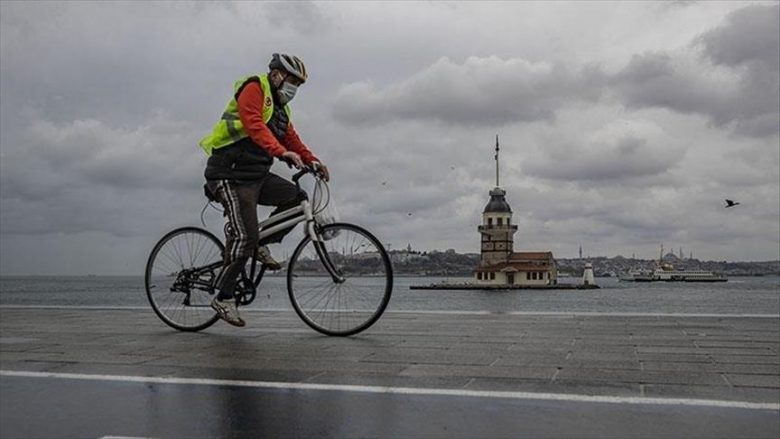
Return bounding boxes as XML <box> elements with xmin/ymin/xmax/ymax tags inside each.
<box><xmin>473</xmin><ymin>136</ymin><xmax>557</xmax><ymax>286</ymax></box>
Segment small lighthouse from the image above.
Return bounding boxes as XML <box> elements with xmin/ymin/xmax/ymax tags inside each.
<box><xmin>583</xmin><ymin>262</ymin><xmax>595</xmax><ymax>286</ymax></box>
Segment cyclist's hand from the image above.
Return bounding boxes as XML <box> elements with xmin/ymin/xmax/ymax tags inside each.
<box><xmin>315</xmin><ymin>163</ymin><xmax>330</xmax><ymax>182</ymax></box>
<box><xmin>281</xmin><ymin>151</ymin><xmax>304</xmax><ymax>169</ymax></box>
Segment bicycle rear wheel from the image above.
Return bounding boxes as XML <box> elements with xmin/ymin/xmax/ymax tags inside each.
<box><xmin>287</xmin><ymin>223</ymin><xmax>393</xmax><ymax>336</ymax></box>
<box><xmin>145</xmin><ymin>227</ymin><xmax>222</xmax><ymax>331</ymax></box>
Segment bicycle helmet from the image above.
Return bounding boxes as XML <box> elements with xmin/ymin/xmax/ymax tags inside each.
<box><xmin>269</xmin><ymin>53</ymin><xmax>308</xmax><ymax>84</ymax></box>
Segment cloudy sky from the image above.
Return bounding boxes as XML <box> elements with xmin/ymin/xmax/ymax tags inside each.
<box><xmin>1</xmin><ymin>1</ymin><xmax>778</xmax><ymax>275</ymax></box>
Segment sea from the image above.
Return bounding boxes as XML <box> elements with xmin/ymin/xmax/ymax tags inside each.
<box><xmin>1</xmin><ymin>275</ymin><xmax>778</xmax><ymax>315</ymax></box>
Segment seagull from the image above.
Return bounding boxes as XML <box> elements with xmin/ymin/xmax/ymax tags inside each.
<box><xmin>725</xmin><ymin>199</ymin><xmax>740</xmax><ymax>208</ymax></box>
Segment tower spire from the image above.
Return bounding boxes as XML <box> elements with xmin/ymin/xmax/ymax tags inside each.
<box><xmin>494</xmin><ymin>134</ymin><xmax>500</xmax><ymax>187</ymax></box>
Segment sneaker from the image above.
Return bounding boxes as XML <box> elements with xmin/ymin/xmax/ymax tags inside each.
<box><xmin>211</xmin><ymin>297</ymin><xmax>246</xmax><ymax>327</ymax></box>
<box><xmin>255</xmin><ymin>245</ymin><xmax>282</xmax><ymax>270</ymax></box>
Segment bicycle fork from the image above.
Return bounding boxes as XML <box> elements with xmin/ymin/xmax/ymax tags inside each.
<box><xmin>306</xmin><ymin>219</ymin><xmax>345</xmax><ymax>284</ymax></box>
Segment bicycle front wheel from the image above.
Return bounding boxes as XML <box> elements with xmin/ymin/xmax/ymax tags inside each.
<box><xmin>145</xmin><ymin>227</ymin><xmax>222</xmax><ymax>332</ymax></box>
<box><xmin>287</xmin><ymin>223</ymin><xmax>393</xmax><ymax>336</ymax></box>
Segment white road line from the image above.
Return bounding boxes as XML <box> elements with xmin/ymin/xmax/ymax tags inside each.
<box><xmin>1</xmin><ymin>305</ymin><xmax>777</xmax><ymax>318</ymax></box>
<box><xmin>506</xmin><ymin>311</ymin><xmax>780</xmax><ymax>318</ymax></box>
<box><xmin>2</xmin><ymin>370</ymin><xmax>777</xmax><ymax>411</ymax></box>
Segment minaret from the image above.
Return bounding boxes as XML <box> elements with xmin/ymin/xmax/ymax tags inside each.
<box><xmin>579</xmin><ymin>245</ymin><xmax>582</xmax><ymax>260</ymax></box>
<box><xmin>478</xmin><ymin>135</ymin><xmax>518</xmax><ymax>266</ymax></box>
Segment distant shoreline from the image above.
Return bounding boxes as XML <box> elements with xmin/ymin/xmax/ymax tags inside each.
<box><xmin>1</xmin><ymin>273</ymin><xmax>778</xmax><ymax>279</ymax></box>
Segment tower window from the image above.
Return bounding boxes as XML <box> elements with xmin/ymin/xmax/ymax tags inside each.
<box><xmin>497</xmin><ymin>218</ymin><xmax>503</xmax><ymax>226</ymax></box>
<box><xmin>488</xmin><ymin>218</ymin><xmax>493</xmax><ymax>226</ymax></box>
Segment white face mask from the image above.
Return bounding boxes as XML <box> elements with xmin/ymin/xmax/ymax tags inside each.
<box><xmin>277</xmin><ymin>81</ymin><xmax>298</xmax><ymax>105</ymax></box>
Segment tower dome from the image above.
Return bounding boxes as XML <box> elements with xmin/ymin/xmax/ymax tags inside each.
<box><xmin>483</xmin><ymin>187</ymin><xmax>512</xmax><ymax>213</ymax></box>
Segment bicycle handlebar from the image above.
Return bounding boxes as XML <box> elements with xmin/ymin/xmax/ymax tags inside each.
<box><xmin>292</xmin><ymin>163</ymin><xmax>322</xmax><ymax>185</ymax></box>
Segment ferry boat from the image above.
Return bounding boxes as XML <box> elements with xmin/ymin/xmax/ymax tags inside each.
<box><xmin>619</xmin><ymin>268</ymin><xmax>655</xmax><ymax>282</ymax></box>
<box><xmin>620</xmin><ymin>245</ymin><xmax>728</xmax><ymax>282</ymax></box>
<box><xmin>620</xmin><ymin>263</ymin><xmax>727</xmax><ymax>282</ymax></box>
<box><xmin>652</xmin><ymin>263</ymin><xmax>727</xmax><ymax>282</ymax></box>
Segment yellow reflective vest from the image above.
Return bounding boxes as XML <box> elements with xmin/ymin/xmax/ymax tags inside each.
<box><xmin>199</xmin><ymin>74</ymin><xmax>292</xmax><ymax>156</ymax></box>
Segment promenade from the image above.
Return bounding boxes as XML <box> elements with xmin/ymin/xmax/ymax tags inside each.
<box><xmin>1</xmin><ymin>306</ymin><xmax>778</xmax><ymax>438</ymax></box>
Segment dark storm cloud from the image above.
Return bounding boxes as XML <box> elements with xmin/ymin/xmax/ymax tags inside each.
<box><xmin>0</xmin><ymin>114</ymin><xmax>205</xmax><ymax>236</ymax></box>
<box><xmin>333</xmin><ymin>56</ymin><xmax>605</xmax><ymax>127</ymax></box>
<box><xmin>524</xmin><ymin>136</ymin><xmax>682</xmax><ymax>182</ymax></box>
<box><xmin>612</xmin><ymin>4</ymin><xmax>779</xmax><ymax>138</ymax></box>
<box><xmin>699</xmin><ymin>4</ymin><xmax>779</xmax><ymax>69</ymax></box>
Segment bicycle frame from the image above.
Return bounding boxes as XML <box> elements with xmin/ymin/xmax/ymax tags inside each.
<box><xmin>248</xmin><ymin>197</ymin><xmax>344</xmax><ymax>286</ymax></box>
<box><xmin>184</xmin><ymin>168</ymin><xmax>344</xmax><ymax>300</ymax></box>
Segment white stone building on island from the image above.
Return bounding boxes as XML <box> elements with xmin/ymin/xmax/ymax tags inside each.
<box><xmin>472</xmin><ymin>137</ymin><xmax>558</xmax><ymax>286</ymax></box>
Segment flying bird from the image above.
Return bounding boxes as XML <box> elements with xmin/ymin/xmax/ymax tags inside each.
<box><xmin>725</xmin><ymin>199</ymin><xmax>740</xmax><ymax>208</ymax></box>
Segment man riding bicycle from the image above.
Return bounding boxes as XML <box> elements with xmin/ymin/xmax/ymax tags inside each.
<box><xmin>199</xmin><ymin>53</ymin><xmax>329</xmax><ymax>327</ymax></box>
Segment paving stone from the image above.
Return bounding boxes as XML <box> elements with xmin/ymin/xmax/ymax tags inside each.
<box><xmin>568</xmin><ymin>352</ymin><xmax>638</xmax><ymax>361</ymax></box>
<box><xmin>697</xmin><ymin>347</ymin><xmax>777</xmax><ymax>356</ymax></box>
<box><xmin>0</xmin><ymin>360</ymin><xmax>76</xmax><ymax>372</ymax></box>
<box><xmin>636</xmin><ymin>346</ymin><xmax>704</xmax><ymax>355</ymax></box>
<box><xmin>640</xmin><ymin>361</ymin><xmax>720</xmax><ymax>373</ymax></box>
<box><xmin>637</xmin><ymin>353</ymin><xmax>713</xmax><ymax>363</ymax></box>
<box><xmin>361</xmin><ymin>351</ymin><xmax>496</xmax><ymax>366</ymax></box>
<box><xmin>713</xmin><ymin>364</ymin><xmax>780</xmax><ymax>375</ymax></box>
<box><xmin>727</xmin><ymin>374</ymin><xmax>780</xmax><ymax>388</ymax></box>
<box><xmin>569</xmin><ymin>345</ymin><xmax>637</xmax><ymax>354</ymax></box>
<box><xmin>643</xmin><ymin>383</ymin><xmax>780</xmax><ymax>403</ymax></box>
<box><xmin>492</xmin><ymin>355</ymin><xmax>569</xmax><ymax>367</ymax></box>
<box><xmin>467</xmin><ymin>377</ymin><xmax>642</xmax><ymax>397</ymax></box>
<box><xmin>565</xmin><ymin>360</ymin><xmax>642</xmax><ymax>370</ymax></box>
<box><xmin>556</xmin><ymin>368</ymin><xmax>643</xmax><ymax>383</ymax></box>
<box><xmin>400</xmin><ymin>364</ymin><xmax>556</xmax><ymax>380</ymax></box>
<box><xmin>306</xmin><ymin>371</ymin><xmax>471</xmax><ymax>389</ymax></box>
<box><xmin>712</xmin><ymin>355</ymin><xmax>780</xmax><ymax>365</ymax></box>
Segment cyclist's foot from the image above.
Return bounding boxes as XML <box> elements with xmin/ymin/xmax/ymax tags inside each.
<box><xmin>256</xmin><ymin>245</ymin><xmax>282</xmax><ymax>270</ymax></box>
<box><xmin>211</xmin><ymin>297</ymin><xmax>246</xmax><ymax>327</ymax></box>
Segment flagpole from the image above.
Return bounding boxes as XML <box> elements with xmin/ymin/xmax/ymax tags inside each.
<box><xmin>495</xmin><ymin>134</ymin><xmax>500</xmax><ymax>187</ymax></box>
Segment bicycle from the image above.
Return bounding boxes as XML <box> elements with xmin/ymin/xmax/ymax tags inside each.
<box><xmin>144</xmin><ymin>165</ymin><xmax>393</xmax><ymax>336</ymax></box>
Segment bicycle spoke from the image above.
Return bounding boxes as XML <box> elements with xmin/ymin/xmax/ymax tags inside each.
<box><xmin>288</xmin><ymin>224</ymin><xmax>392</xmax><ymax>336</ymax></box>
<box><xmin>145</xmin><ymin>228</ymin><xmax>222</xmax><ymax>332</ymax></box>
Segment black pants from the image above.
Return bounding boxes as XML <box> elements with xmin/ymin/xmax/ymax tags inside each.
<box><xmin>207</xmin><ymin>174</ymin><xmax>307</xmax><ymax>300</ymax></box>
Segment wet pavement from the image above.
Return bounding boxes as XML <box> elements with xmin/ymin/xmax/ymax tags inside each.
<box><xmin>1</xmin><ymin>307</ymin><xmax>778</xmax><ymax>438</ymax></box>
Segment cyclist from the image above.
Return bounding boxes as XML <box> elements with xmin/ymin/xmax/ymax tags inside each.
<box><xmin>199</xmin><ymin>53</ymin><xmax>329</xmax><ymax>327</ymax></box>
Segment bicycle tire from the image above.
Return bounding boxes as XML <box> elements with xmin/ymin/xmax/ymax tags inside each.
<box><xmin>145</xmin><ymin>227</ymin><xmax>222</xmax><ymax>332</ymax></box>
<box><xmin>287</xmin><ymin>223</ymin><xmax>393</xmax><ymax>336</ymax></box>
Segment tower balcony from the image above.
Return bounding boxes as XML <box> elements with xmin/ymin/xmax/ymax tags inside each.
<box><xmin>478</xmin><ymin>224</ymin><xmax>518</xmax><ymax>233</ymax></box>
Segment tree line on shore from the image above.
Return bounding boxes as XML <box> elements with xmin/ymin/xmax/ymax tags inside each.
<box><xmin>387</xmin><ymin>249</ymin><xmax>780</xmax><ymax>277</ymax></box>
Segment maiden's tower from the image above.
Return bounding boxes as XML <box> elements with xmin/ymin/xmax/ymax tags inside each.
<box><xmin>473</xmin><ymin>136</ymin><xmax>557</xmax><ymax>286</ymax></box>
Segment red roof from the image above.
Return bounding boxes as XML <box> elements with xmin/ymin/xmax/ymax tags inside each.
<box><xmin>474</xmin><ymin>262</ymin><xmax>552</xmax><ymax>273</ymax></box>
<box><xmin>509</xmin><ymin>252</ymin><xmax>553</xmax><ymax>260</ymax></box>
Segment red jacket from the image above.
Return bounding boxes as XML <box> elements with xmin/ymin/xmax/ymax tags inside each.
<box><xmin>236</xmin><ymin>82</ymin><xmax>318</xmax><ymax>165</ymax></box>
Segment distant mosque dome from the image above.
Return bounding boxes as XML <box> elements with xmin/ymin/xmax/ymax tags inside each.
<box><xmin>483</xmin><ymin>187</ymin><xmax>512</xmax><ymax>213</ymax></box>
